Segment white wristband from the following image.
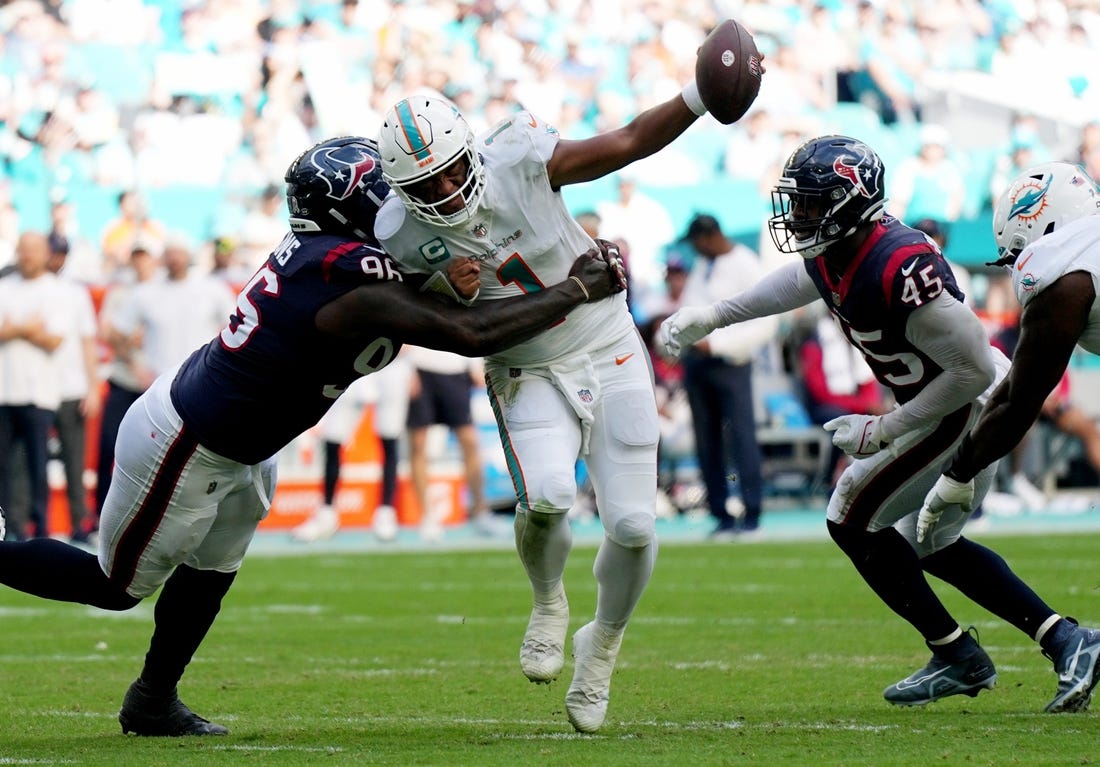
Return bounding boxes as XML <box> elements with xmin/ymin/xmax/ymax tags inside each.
<box><xmin>681</xmin><ymin>80</ymin><xmax>707</xmax><ymax>117</ymax></box>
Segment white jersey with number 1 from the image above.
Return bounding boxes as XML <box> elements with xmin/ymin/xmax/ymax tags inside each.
<box><xmin>375</xmin><ymin>111</ymin><xmax>635</xmax><ymax>369</ymax></box>
<box><xmin>1011</xmin><ymin>214</ymin><xmax>1100</xmax><ymax>355</ymax></box>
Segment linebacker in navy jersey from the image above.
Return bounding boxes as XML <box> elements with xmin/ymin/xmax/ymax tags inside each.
<box><xmin>660</xmin><ymin>136</ymin><xmax>1099</xmax><ymax>712</ymax></box>
<box><xmin>0</xmin><ymin>136</ymin><xmax>623</xmax><ymax>736</ymax></box>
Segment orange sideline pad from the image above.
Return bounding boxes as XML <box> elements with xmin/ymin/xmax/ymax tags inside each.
<box><xmin>46</xmin><ymin>403</ymin><xmax>470</xmax><ymax>536</ymax></box>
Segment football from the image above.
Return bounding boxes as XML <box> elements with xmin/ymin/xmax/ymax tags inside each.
<box><xmin>695</xmin><ymin>19</ymin><xmax>763</xmax><ymax>125</ymax></box>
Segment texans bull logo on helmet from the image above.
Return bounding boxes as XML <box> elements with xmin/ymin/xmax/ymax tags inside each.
<box><xmin>310</xmin><ymin>144</ymin><xmax>381</xmax><ymax>202</ymax></box>
<box><xmin>833</xmin><ymin>155</ymin><xmax>873</xmax><ymax>199</ymax></box>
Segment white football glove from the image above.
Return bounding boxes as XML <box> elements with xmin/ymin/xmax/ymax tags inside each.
<box><xmin>916</xmin><ymin>474</ymin><xmax>974</xmax><ymax>543</ymax></box>
<box><xmin>658</xmin><ymin>305</ymin><xmax>720</xmax><ymax>359</ymax></box>
<box><xmin>822</xmin><ymin>414</ymin><xmax>888</xmax><ymax>457</ymax></box>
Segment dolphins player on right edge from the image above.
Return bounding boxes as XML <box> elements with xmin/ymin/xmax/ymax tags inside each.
<box><xmin>919</xmin><ymin>162</ymin><xmax>1100</xmax><ymax>711</ymax></box>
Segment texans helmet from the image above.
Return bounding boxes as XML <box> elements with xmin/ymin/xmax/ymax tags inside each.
<box><xmin>285</xmin><ymin>136</ymin><xmax>390</xmax><ymax>242</ymax></box>
<box><xmin>769</xmin><ymin>135</ymin><xmax>887</xmax><ymax>259</ymax></box>
<box><xmin>991</xmin><ymin>161</ymin><xmax>1100</xmax><ymax>267</ymax></box>
<box><xmin>377</xmin><ymin>95</ymin><xmax>486</xmax><ymax>227</ymax></box>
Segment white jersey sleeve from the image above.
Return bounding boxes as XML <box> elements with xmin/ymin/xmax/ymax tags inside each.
<box><xmin>1012</xmin><ymin>214</ymin><xmax>1100</xmax><ymax>355</ymax></box>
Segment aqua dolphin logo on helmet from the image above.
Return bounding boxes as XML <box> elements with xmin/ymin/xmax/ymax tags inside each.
<box><xmin>833</xmin><ymin>155</ymin><xmax>872</xmax><ymax>198</ymax></box>
<box><xmin>312</xmin><ymin>145</ymin><xmax>380</xmax><ymax>201</ymax></box>
<box><xmin>1007</xmin><ymin>176</ymin><xmax>1052</xmax><ymax>222</ymax></box>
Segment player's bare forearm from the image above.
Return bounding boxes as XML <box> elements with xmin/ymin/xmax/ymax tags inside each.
<box><xmin>949</xmin><ymin>384</ymin><xmax>1043</xmax><ymax>482</ymax></box>
<box><xmin>547</xmin><ymin>96</ymin><xmax>699</xmax><ymax>187</ymax></box>
<box><xmin>950</xmin><ymin>285</ymin><xmax>1084</xmax><ymax>481</ymax></box>
<box><xmin>318</xmin><ymin>250</ymin><xmax>617</xmax><ymax>354</ymax></box>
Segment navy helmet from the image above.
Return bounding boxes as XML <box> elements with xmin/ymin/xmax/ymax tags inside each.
<box><xmin>768</xmin><ymin>135</ymin><xmax>887</xmax><ymax>258</ymax></box>
<box><xmin>285</xmin><ymin>136</ymin><xmax>390</xmax><ymax>242</ymax></box>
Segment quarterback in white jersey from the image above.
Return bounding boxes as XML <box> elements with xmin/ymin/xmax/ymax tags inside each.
<box><xmin>376</xmin><ymin>87</ymin><xmax>718</xmax><ymax>733</ymax></box>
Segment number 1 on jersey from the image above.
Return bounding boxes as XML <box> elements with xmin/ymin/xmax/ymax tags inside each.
<box><xmin>497</xmin><ymin>253</ymin><xmax>566</xmax><ymax>327</ymax></box>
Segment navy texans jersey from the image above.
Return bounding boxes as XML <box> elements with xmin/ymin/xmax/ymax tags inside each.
<box><xmin>171</xmin><ymin>231</ymin><xmax>404</xmax><ymax>465</ymax></box>
<box><xmin>803</xmin><ymin>216</ymin><xmax>964</xmax><ymax>404</ymax></box>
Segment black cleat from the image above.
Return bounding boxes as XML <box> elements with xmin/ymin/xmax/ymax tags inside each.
<box><xmin>118</xmin><ymin>679</ymin><xmax>228</xmax><ymax>736</ymax></box>
<box><xmin>1044</xmin><ymin>619</ymin><xmax>1100</xmax><ymax>713</ymax></box>
<box><xmin>884</xmin><ymin>629</ymin><xmax>997</xmax><ymax>706</ymax></box>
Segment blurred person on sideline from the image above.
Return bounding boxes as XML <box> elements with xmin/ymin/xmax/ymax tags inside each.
<box><xmin>403</xmin><ymin>347</ymin><xmax>506</xmax><ymax>541</ymax></box>
<box><xmin>678</xmin><ymin>213</ymin><xmax>777</xmax><ymax>539</ymax></box>
<box><xmin>0</xmin><ymin>233</ymin><xmax>64</xmax><ymax>540</ymax></box>
<box><xmin>45</xmin><ymin>232</ymin><xmax>102</xmax><ymax>543</ymax></box>
<box><xmin>95</xmin><ymin>236</ymin><xmax>236</xmax><ymax>510</ymax></box>
<box><xmin>0</xmin><ymin>136</ymin><xmax>624</xmax><ymax>737</ymax></box>
<box><xmin>595</xmin><ymin>171</ymin><xmax>675</xmax><ymax>320</ymax></box>
<box><xmin>95</xmin><ymin>245</ymin><xmax>159</xmax><ymax>519</ymax></box>
<box><xmin>661</xmin><ymin>136</ymin><xmax>1100</xmax><ymax>714</ymax></box>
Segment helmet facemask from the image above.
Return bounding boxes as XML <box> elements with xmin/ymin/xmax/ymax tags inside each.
<box><xmin>394</xmin><ymin>149</ymin><xmax>485</xmax><ymax>227</ymax></box>
<box><xmin>769</xmin><ymin>184</ymin><xmax>868</xmax><ymax>258</ymax></box>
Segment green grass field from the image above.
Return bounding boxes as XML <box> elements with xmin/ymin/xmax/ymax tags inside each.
<box><xmin>2</xmin><ymin>532</ymin><xmax>1099</xmax><ymax>766</ymax></box>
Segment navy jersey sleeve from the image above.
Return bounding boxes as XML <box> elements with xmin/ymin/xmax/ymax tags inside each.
<box><xmin>883</xmin><ymin>243</ymin><xmax>963</xmax><ymax>316</ymax></box>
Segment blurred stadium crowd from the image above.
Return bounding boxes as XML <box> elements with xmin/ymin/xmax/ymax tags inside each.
<box><xmin>1</xmin><ymin>0</ymin><xmax>1099</xmax><ymax>286</ymax></box>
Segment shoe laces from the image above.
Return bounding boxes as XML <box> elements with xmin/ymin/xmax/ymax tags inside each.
<box><xmin>521</xmin><ymin>636</ymin><xmax>561</xmax><ymax>653</ymax></box>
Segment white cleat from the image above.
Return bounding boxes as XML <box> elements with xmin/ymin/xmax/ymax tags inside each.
<box><xmin>372</xmin><ymin>505</ymin><xmax>399</xmax><ymax>542</ymax></box>
<box><xmin>565</xmin><ymin>621</ymin><xmax>623</xmax><ymax>733</ymax></box>
<box><xmin>291</xmin><ymin>506</ymin><xmax>339</xmax><ymax>542</ymax></box>
<box><xmin>519</xmin><ymin>594</ymin><xmax>570</xmax><ymax>683</ymax></box>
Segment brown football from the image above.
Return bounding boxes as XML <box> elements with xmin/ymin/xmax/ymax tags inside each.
<box><xmin>695</xmin><ymin>19</ymin><xmax>763</xmax><ymax>125</ymax></box>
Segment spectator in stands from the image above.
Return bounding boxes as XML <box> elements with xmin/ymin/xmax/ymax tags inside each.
<box><xmin>678</xmin><ymin>214</ymin><xmax>778</xmax><ymax>538</ymax></box>
<box><xmin>0</xmin><ymin>232</ymin><xmax>64</xmax><ymax>540</ymax></box>
<box><xmin>46</xmin><ymin>232</ymin><xmax>101</xmax><ymax>543</ymax></box>
<box><xmin>208</xmin><ymin>236</ymin><xmax>253</xmax><ymax>288</ymax></box>
<box><xmin>1076</xmin><ymin>120</ymin><xmax>1100</xmax><ymax>182</ymax></box>
<box><xmin>101</xmin><ymin>191</ymin><xmax>166</xmax><ymax>277</ymax></box>
<box><xmin>722</xmin><ymin>108</ymin><xmax>782</xmax><ymax>184</ymax></box>
<box><xmin>855</xmin><ymin>3</ymin><xmax>927</xmax><ymax>124</ymax></box>
<box><xmin>990</xmin><ymin>122</ymin><xmax>1052</xmax><ymax>205</ymax></box>
<box><xmin>889</xmin><ymin>124</ymin><xmax>967</xmax><ymax>223</ymax></box>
